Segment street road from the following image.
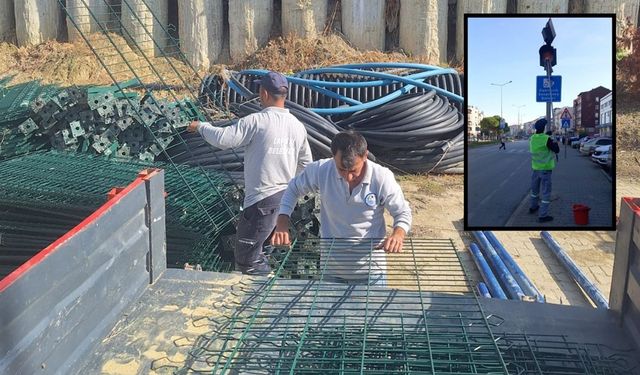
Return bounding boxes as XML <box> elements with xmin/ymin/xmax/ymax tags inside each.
<box><xmin>467</xmin><ymin>140</ymin><xmax>533</xmax><ymax>227</ymax></box>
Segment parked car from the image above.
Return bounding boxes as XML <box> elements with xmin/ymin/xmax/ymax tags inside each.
<box><xmin>572</xmin><ymin>136</ymin><xmax>589</xmax><ymax>148</ymax></box>
<box><xmin>591</xmin><ymin>145</ymin><xmax>611</xmax><ymax>166</ymax></box>
<box><xmin>568</xmin><ymin>136</ymin><xmax>580</xmax><ymax>146</ymax></box>
<box><xmin>606</xmin><ymin>146</ymin><xmax>612</xmax><ymax>171</ymax></box>
<box><xmin>580</xmin><ymin>137</ymin><xmax>611</xmax><ymax>155</ymax></box>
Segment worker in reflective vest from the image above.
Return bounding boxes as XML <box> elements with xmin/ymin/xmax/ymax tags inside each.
<box><xmin>529</xmin><ymin>119</ymin><xmax>559</xmax><ymax>223</ymax></box>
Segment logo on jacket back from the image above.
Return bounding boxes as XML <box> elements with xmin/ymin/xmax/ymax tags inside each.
<box><xmin>365</xmin><ymin>193</ymin><xmax>377</xmax><ymax>207</ymax></box>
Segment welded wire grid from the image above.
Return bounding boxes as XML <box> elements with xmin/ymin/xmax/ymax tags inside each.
<box><xmin>182</xmin><ymin>238</ymin><xmax>510</xmax><ymax>374</ymax></box>
<box><xmin>59</xmin><ymin>0</ymin><xmax>242</xmax><ymax>231</ymax></box>
<box><xmin>0</xmin><ymin>151</ymin><xmax>239</xmax><ymax>271</ymax></box>
<box><xmin>496</xmin><ymin>334</ymin><xmax>638</xmax><ymax>374</ymax></box>
<box><xmin>167</xmin><ymin>238</ymin><xmax>639</xmax><ymax>374</ymax></box>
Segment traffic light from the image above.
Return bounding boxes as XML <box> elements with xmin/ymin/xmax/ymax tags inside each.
<box><xmin>539</xmin><ymin>44</ymin><xmax>557</xmax><ymax>67</ymax></box>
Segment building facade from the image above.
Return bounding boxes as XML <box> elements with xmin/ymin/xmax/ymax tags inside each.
<box><xmin>573</xmin><ymin>86</ymin><xmax>612</xmax><ymax>136</ymax></box>
<box><xmin>467</xmin><ymin>105</ymin><xmax>483</xmax><ymax>141</ymax></box>
<box><xmin>598</xmin><ymin>91</ymin><xmax>613</xmax><ymax>137</ymax></box>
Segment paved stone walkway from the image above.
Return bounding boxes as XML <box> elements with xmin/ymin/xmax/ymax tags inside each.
<box><xmin>506</xmin><ymin>146</ymin><xmax>614</xmax><ymax>228</ymax></box>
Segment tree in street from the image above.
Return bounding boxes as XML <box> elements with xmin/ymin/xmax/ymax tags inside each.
<box><xmin>480</xmin><ymin>115</ymin><xmax>510</xmax><ymax>140</ymax></box>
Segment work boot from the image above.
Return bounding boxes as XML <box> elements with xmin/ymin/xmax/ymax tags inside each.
<box><xmin>236</xmin><ymin>255</ymin><xmax>272</xmax><ymax>276</ymax></box>
<box><xmin>529</xmin><ymin>206</ymin><xmax>539</xmax><ymax>214</ymax></box>
<box><xmin>538</xmin><ymin>216</ymin><xmax>553</xmax><ymax>223</ymax></box>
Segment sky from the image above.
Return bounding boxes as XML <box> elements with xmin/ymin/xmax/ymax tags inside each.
<box><xmin>467</xmin><ymin>17</ymin><xmax>613</xmax><ymax>126</ymax></box>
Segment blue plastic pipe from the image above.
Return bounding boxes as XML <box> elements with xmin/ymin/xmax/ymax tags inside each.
<box><xmin>473</xmin><ymin>232</ymin><xmax>526</xmax><ymax>300</ymax></box>
<box><xmin>477</xmin><ymin>282</ymin><xmax>492</xmax><ymax>298</ymax></box>
<box><xmin>484</xmin><ymin>231</ymin><xmax>545</xmax><ymax>303</ymax></box>
<box><xmin>540</xmin><ymin>231</ymin><xmax>609</xmax><ymax>309</ymax></box>
<box><xmin>468</xmin><ymin>243</ymin><xmax>507</xmax><ymax>299</ymax></box>
<box><xmin>239</xmin><ymin>66</ymin><xmax>464</xmax><ymax>114</ymax></box>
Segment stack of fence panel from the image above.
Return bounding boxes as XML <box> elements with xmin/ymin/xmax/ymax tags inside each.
<box><xmin>0</xmin><ymin>78</ymin><xmax>60</xmax><ymax>159</ymax></box>
<box><xmin>0</xmin><ymin>151</ymin><xmax>240</xmax><ymax>279</ymax></box>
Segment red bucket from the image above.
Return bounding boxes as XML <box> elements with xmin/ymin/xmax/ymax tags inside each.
<box><xmin>572</xmin><ymin>204</ymin><xmax>591</xmax><ymax>225</ymax></box>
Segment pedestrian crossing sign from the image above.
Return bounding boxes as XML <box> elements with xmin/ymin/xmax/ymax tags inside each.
<box><xmin>561</xmin><ymin>108</ymin><xmax>572</xmax><ymax>120</ymax></box>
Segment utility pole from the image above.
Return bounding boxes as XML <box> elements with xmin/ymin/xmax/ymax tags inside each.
<box><xmin>491</xmin><ymin>80</ymin><xmax>512</xmax><ymax>138</ymax></box>
<box><xmin>513</xmin><ymin>104</ymin><xmax>526</xmax><ymax>138</ymax></box>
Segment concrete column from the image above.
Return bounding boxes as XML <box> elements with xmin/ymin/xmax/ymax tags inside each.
<box><xmin>229</xmin><ymin>0</ymin><xmax>274</xmax><ymax>63</ymax></box>
<box><xmin>585</xmin><ymin>0</ymin><xmax>640</xmax><ymax>36</ymax></box>
<box><xmin>517</xmin><ymin>0</ymin><xmax>569</xmax><ymax>13</ymax></box>
<box><xmin>341</xmin><ymin>0</ymin><xmax>385</xmax><ymax>51</ymax></box>
<box><xmin>0</xmin><ymin>0</ymin><xmax>15</xmax><ymax>43</ymax></box>
<box><xmin>121</xmin><ymin>0</ymin><xmax>169</xmax><ymax>57</ymax></box>
<box><xmin>399</xmin><ymin>0</ymin><xmax>448</xmax><ymax>64</ymax></box>
<box><xmin>178</xmin><ymin>0</ymin><xmax>224</xmax><ymax>69</ymax></box>
<box><xmin>456</xmin><ymin>0</ymin><xmax>508</xmax><ymax>62</ymax></box>
<box><xmin>282</xmin><ymin>0</ymin><xmax>328</xmax><ymax>39</ymax></box>
<box><xmin>15</xmin><ymin>0</ymin><xmax>60</xmax><ymax>46</ymax></box>
<box><xmin>66</xmin><ymin>0</ymin><xmax>111</xmax><ymax>42</ymax></box>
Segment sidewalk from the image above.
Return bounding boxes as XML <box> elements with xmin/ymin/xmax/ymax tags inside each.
<box><xmin>505</xmin><ymin>145</ymin><xmax>613</xmax><ymax>228</ymax></box>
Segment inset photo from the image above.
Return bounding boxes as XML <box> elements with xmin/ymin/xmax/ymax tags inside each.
<box><xmin>465</xmin><ymin>15</ymin><xmax>615</xmax><ymax>230</ymax></box>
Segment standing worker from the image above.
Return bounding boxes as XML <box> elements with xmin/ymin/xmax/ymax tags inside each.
<box><xmin>529</xmin><ymin>119</ymin><xmax>559</xmax><ymax>222</ymax></box>
<box><xmin>188</xmin><ymin>71</ymin><xmax>313</xmax><ymax>275</ymax></box>
<box><xmin>271</xmin><ymin>130</ymin><xmax>412</xmax><ymax>286</ymax></box>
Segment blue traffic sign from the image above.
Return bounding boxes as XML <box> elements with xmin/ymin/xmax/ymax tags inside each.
<box><xmin>561</xmin><ymin>118</ymin><xmax>570</xmax><ymax>128</ymax></box>
<box><xmin>536</xmin><ymin>75</ymin><xmax>562</xmax><ymax>102</ymax></box>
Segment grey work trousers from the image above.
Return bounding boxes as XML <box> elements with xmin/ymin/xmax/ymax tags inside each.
<box><xmin>530</xmin><ymin>170</ymin><xmax>552</xmax><ymax>218</ymax></box>
<box><xmin>235</xmin><ymin>190</ymin><xmax>284</xmax><ymax>271</ymax></box>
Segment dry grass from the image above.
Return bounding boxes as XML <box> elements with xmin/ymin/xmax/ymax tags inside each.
<box><xmin>0</xmin><ymin>33</ymin><xmax>202</xmax><ymax>93</ymax></box>
<box><xmin>234</xmin><ymin>34</ymin><xmax>456</xmax><ymax>73</ymax></box>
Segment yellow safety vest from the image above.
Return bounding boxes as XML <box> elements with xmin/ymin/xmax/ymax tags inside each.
<box><xmin>530</xmin><ymin>134</ymin><xmax>555</xmax><ymax>170</ymax></box>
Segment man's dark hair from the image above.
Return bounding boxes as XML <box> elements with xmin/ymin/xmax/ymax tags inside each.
<box><xmin>331</xmin><ymin>130</ymin><xmax>368</xmax><ymax>169</ymax></box>
<box><xmin>263</xmin><ymin>86</ymin><xmax>288</xmax><ymax>100</ymax></box>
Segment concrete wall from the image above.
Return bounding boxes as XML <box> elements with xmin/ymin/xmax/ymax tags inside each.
<box><xmin>0</xmin><ymin>170</ymin><xmax>166</xmax><ymax>375</ymax></box>
<box><xmin>282</xmin><ymin>0</ymin><xmax>329</xmax><ymax>39</ymax></box>
<box><xmin>121</xmin><ymin>0</ymin><xmax>169</xmax><ymax>57</ymax></box>
<box><xmin>66</xmin><ymin>0</ymin><xmax>111</xmax><ymax>42</ymax></box>
<box><xmin>15</xmin><ymin>0</ymin><xmax>60</xmax><ymax>46</ymax></box>
<box><xmin>178</xmin><ymin>0</ymin><xmax>224</xmax><ymax>69</ymax></box>
<box><xmin>456</xmin><ymin>0</ymin><xmax>508</xmax><ymax>62</ymax></box>
<box><xmin>399</xmin><ymin>0</ymin><xmax>448</xmax><ymax>64</ymax></box>
<box><xmin>229</xmin><ymin>0</ymin><xmax>274</xmax><ymax>63</ymax></box>
<box><xmin>341</xmin><ymin>0</ymin><xmax>386</xmax><ymax>51</ymax></box>
<box><xmin>517</xmin><ymin>0</ymin><xmax>569</xmax><ymax>13</ymax></box>
<box><xmin>8</xmin><ymin>0</ymin><xmax>640</xmax><ymax>66</ymax></box>
<box><xmin>0</xmin><ymin>0</ymin><xmax>16</xmax><ymax>43</ymax></box>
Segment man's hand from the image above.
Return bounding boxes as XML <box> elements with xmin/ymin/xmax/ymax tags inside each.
<box><xmin>187</xmin><ymin>120</ymin><xmax>200</xmax><ymax>133</ymax></box>
<box><xmin>380</xmin><ymin>227</ymin><xmax>406</xmax><ymax>253</ymax></box>
<box><xmin>270</xmin><ymin>214</ymin><xmax>291</xmax><ymax>246</ymax></box>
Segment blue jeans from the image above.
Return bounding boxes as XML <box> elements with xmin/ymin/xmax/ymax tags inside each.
<box><xmin>530</xmin><ymin>170</ymin><xmax>552</xmax><ymax>217</ymax></box>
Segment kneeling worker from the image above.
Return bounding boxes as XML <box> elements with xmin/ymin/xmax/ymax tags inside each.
<box><xmin>271</xmin><ymin>130</ymin><xmax>412</xmax><ymax>286</ymax></box>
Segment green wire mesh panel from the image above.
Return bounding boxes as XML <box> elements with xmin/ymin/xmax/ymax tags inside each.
<box><xmin>185</xmin><ymin>238</ymin><xmax>509</xmax><ymax>374</ymax></box>
<box><xmin>0</xmin><ymin>79</ymin><xmax>60</xmax><ymax>159</ymax></box>
<box><xmin>496</xmin><ymin>334</ymin><xmax>638</xmax><ymax>374</ymax></box>
<box><xmin>0</xmin><ymin>151</ymin><xmax>240</xmax><ymax>272</ymax></box>
<box><xmin>59</xmin><ymin>0</ymin><xmax>245</xmax><ymax>241</ymax></box>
